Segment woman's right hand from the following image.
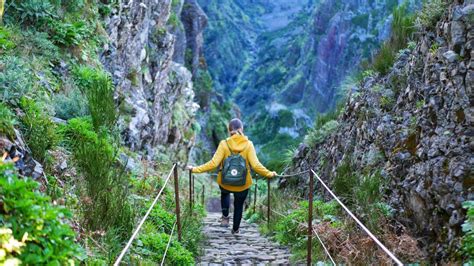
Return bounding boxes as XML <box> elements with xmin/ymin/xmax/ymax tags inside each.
<box><xmin>270</xmin><ymin>171</ymin><xmax>278</xmax><ymax>177</ymax></box>
<box><xmin>186</xmin><ymin>165</ymin><xmax>194</xmax><ymax>171</ymax></box>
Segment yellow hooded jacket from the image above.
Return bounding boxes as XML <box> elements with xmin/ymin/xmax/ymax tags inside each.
<box><xmin>192</xmin><ymin>134</ymin><xmax>273</xmax><ymax>192</ymax></box>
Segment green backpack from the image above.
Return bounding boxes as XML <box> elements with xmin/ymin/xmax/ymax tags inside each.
<box><xmin>221</xmin><ymin>140</ymin><xmax>248</xmax><ymax>186</ymax></box>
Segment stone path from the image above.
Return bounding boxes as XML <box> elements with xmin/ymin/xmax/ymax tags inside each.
<box><xmin>198</xmin><ymin>212</ymin><xmax>291</xmax><ymax>265</ymax></box>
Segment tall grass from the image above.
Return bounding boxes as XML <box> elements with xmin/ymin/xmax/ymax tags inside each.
<box><xmin>65</xmin><ymin>117</ymin><xmax>133</xmax><ymax>233</ymax></box>
<box><xmin>372</xmin><ymin>4</ymin><xmax>415</xmax><ymax>75</ymax></box>
<box><xmin>66</xmin><ymin>65</ymin><xmax>133</xmax><ymax>236</ymax></box>
<box><xmin>74</xmin><ymin>65</ymin><xmax>117</xmax><ymax>131</ymax></box>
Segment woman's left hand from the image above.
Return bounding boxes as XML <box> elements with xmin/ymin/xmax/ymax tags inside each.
<box><xmin>186</xmin><ymin>165</ymin><xmax>194</xmax><ymax>171</ymax></box>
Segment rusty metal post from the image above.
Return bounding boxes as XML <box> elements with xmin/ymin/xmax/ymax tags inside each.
<box><xmin>188</xmin><ymin>170</ymin><xmax>192</xmax><ymax>211</ymax></box>
<box><xmin>201</xmin><ymin>184</ymin><xmax>205</xmax><ymax>207</ymax></box>
<box><xmin>267</xmin><ymin>177</ymin><xmax>270</xmax><ymax>228</ymax></box>
<box><xmin>253</xmin><ymin>175</ymin><xmax>257</xmax><ymax>213</ymax></box>
<box><xmin>192</xmin><ymin>174</ymin><xmax>195</xmax><ymax>208</ymax></box>
<box><xmin>174</xmin><ymin>165</ymin><xmax>182</xmax><ymax>241</ymax></box>
<box><xmin>307</xmin><ymin>171</ymin><xmax>314</xmax><ymax>265</ymax></box>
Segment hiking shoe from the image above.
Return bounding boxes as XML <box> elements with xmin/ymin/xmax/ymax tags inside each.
<box><xmin>231</xmin><ymin>229</ymin><xmax>240</xmax><ymax>235</ymax></box>
<box><xmin>219</xmin><ymin>216</ymin><xmax>230</xmax><ymax>227</ymax></box>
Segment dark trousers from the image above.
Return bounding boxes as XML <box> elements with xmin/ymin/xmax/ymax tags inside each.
<box><xmin>220</xmin><ymin>187</ymin><xmax>249</xmax><ymax>231</ymax></box>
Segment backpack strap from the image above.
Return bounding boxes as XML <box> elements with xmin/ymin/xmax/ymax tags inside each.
<box><xmin>225</xmin><ymin>139</ymin><xmax>237</xmax><ymax>155</ymax></box>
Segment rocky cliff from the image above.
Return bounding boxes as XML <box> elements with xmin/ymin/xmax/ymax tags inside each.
<box><xmin>284</xmin><ymin>1</ymin><xmax>473</xmax><ymax>261</ymax></box>
<box><xmin>101</xmin><ymin>0</ymin><xmax>199</xmax><ymax>161</ymax></box>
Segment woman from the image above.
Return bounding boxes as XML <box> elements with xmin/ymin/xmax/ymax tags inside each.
<box><xmin>187</xmin><ymin>118</ymin><xmax>277</xmax><ymax>234</ymax></box>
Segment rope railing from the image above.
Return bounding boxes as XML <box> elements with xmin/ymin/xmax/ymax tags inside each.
<box><xmin>112</xmin><ymin>161</ymin><xmax>402</xmax><ymax>266</ymax></box>
<box><xmin>113</xmin><ymin>163</ymin><xmax>177</xmax><ymax>266</ymax></box>
<box><xmin>160</xmin><ymin>221</ymin><xmax>177</xmax><ymax>266</ymax></box>
<box><xmin>259</xmin><ymin>169</ymin><xmax>403</xmax><ymax>266</ymax></box>
<box><xmin>310</xmin><ymin>169</ymin><xmax>403</xmax><ymax>266</ymax></box>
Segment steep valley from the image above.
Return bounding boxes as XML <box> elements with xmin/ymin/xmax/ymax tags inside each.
<box><xmin>198</xmin><ymin>0</ymin><xmax>409</xmax><ymax>170</ymax></box>
<box><xmin>0</xmin><ymin>0</ymin><xmax>472</xmax><ymax>264</ymax></box>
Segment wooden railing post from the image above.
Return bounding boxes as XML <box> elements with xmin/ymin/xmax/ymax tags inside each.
<box><xmin>253</xmin><ymin>175</ymin><xmax>257</xmax><ymax>213</ymax></box>
<box><xmin>174</xmin><ymin>165</ymin><xmax>182</xmax><ymax>241</ymax></box>
<box><xmin>307</xmin><ymin>170</ymin><xmax>314</xmax><ymax>265</ymax></box>
<box><xmin>267</xmin><ymin>177</ymin><xmax>270</xmax><ymax>228</ymax></box>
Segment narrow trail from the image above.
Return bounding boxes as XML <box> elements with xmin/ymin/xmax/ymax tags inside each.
<box><xmin>198</xmin><ymin>212</ymin><xmax>292</xmax><ymax>265</ymax></box>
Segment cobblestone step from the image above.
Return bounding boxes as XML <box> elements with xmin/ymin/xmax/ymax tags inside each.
<box><xmin>198</xmin><ymin>212</ymin><xmax>291</xmax><ymax>265</ymax></box>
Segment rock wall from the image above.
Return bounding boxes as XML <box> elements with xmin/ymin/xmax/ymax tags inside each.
<box><xmin>285</xmin><ymin>1</ymin><xmax>473</xmax><ymax>261</ymax></box>
<box><xmin>101</xmin><ymin>0</ymin><xmax>199</xmax><ymax>160</ymax></box>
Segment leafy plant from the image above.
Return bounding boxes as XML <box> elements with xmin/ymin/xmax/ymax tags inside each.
<box><xmin>0</xmin><ymin>56</ymin><xmax>36</xmax><ymax>105</ymax></box>
<box><xmin>0</xmin><ymin>102</ymin><xmax>15</xmax><ymax>139</ymax></box>
<box><xmin>0</xmin><ymin>227</ymin><xmax>25</xmax><ymax>266</ymax></box>
<box><xmin>5</xmin><ymin>0</ymin><xmax>58</xmax><ymax>26</ymax></box>
<box><xmin>0</xmin><ymin>163</ymin><xmax>84</xmax><ymax>264</ymax></box>
<box><xmin>0</xmin><ymin>26</ymin><xmax>15</xmax><ymax>50</ymax></box>
<box><xmin>19</xmin><ymin>98</ymin><xmax>58</xmax><ymax>164</ymax></box>
<box><xmin>50</xmin><ymin>20</ymin><xmax>91</xmax><ymax>46</ymax></box>
<box><xmin>73</xmin><ymin>66</ymin><xmax>117</xmax><ymax>131</ymax></box>
<box><xmin>132</xmin><ymin>230</ymin><xmax>194</xmax><ymax>265</ymax></box>
<box><xmin>462</xmin><ymin>201</ymin><xmax>474</xmax><ymax>260</ymax></box>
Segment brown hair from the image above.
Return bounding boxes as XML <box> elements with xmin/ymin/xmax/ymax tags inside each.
<box><xmin>228</xmin><ymin>118</ymin><xmax>243</xmax><ymax>135</ymax></box>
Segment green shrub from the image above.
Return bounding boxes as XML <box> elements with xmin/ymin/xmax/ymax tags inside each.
<box><xmin>260</xmin><ymin>133</ymin><xmax>301</xmax><ymax>173</ymax></box>
<box><xmin>415</xmin><ymin>0</ymin><xmax>447</xmax><ymax>30</ymax></box>
<box><xmin>19</xmin><ymin>98</ymin><xmax>58</xmax><ymax>164</ymax></box>
<box><xmin>132</xmin><ymin>229</ymin><xmax>194</xmax><ymax>265</ymax></box>
<box><xmin>53</xmin><ymin>88</ymin><xmax>89</xmax><ymax>120</ymax></box>
<box><xmin>273</xmin><ymin>200</ymin><xmax>341</xmax><ymax>261</ymax></box>
<box><xmin>304</xmin><ymin>120</ymin><xmax>339</xmax><ymax>147</ymax></box>
<box><xmin>5</xmin><ymin>0</ymin><xmax>58</xmax><ymax>26</ymax></box>
<box><xmin>0</xmin><ymin>56</ymin><xmax>36</xmax><ymax>105</ymax></box>
<box><xmin>181</xmin><ymin>204</ymin><xmax>206</xmax><ymax>256</ymax></box>
<box><xmin>0</xmin><ymin>163</ymin><xmax>84</xmax><ymax>264</ymax></box>
<box><xmin>333</xmin><ymin>159</ymin><xmax>358</xmax><ymax>204</ymax></box>
<box><xmin>334</xmin><ymin>160</ymin><xmax>387</xmax><ymax>232</ymax></box>
<box><xmin>73</xmin><ymin>66</ymin><xmax>117</xmax><ymax>131</ymax></box>
<box><xmin>463</xmin><ymin>201</ymin><xmax>474</xmax><ymax>260</ymax></box>
<box><xmin>50</xmin><ymin>20</ymin><xmax>91</xmax><ymax>46</ymax></box>
<box><xmin>168</xmin><ymin>11</ymin><xmax>180</xmax><ymax>28</ymax></box>
<box><xmin>64</xmin><ymin>118</ymin><xmax>133</xmax><ymax>233</ymax></box>
<box><xmin>0</xmin><ymin>26</ymin><xmax>15</xmax><ymax>50</ymax></box>
<box><xmin>0</xmin><ymin>102</ymin><xmax>15</xmax><ymax>139</ymax></box>
<box><xmin>194</xmin><ymin>69</ymin><xmax>213</xmax><ymax>108</ymax></box>
<box><xmin>275</xmin><ymin>202</ymin><xmax>308</xmax><ymax>245</ymax></box>
<box><xmin>18</xmin><ymin>29</ymin><xmax>60</xmax><ymax>60</ymax></box>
